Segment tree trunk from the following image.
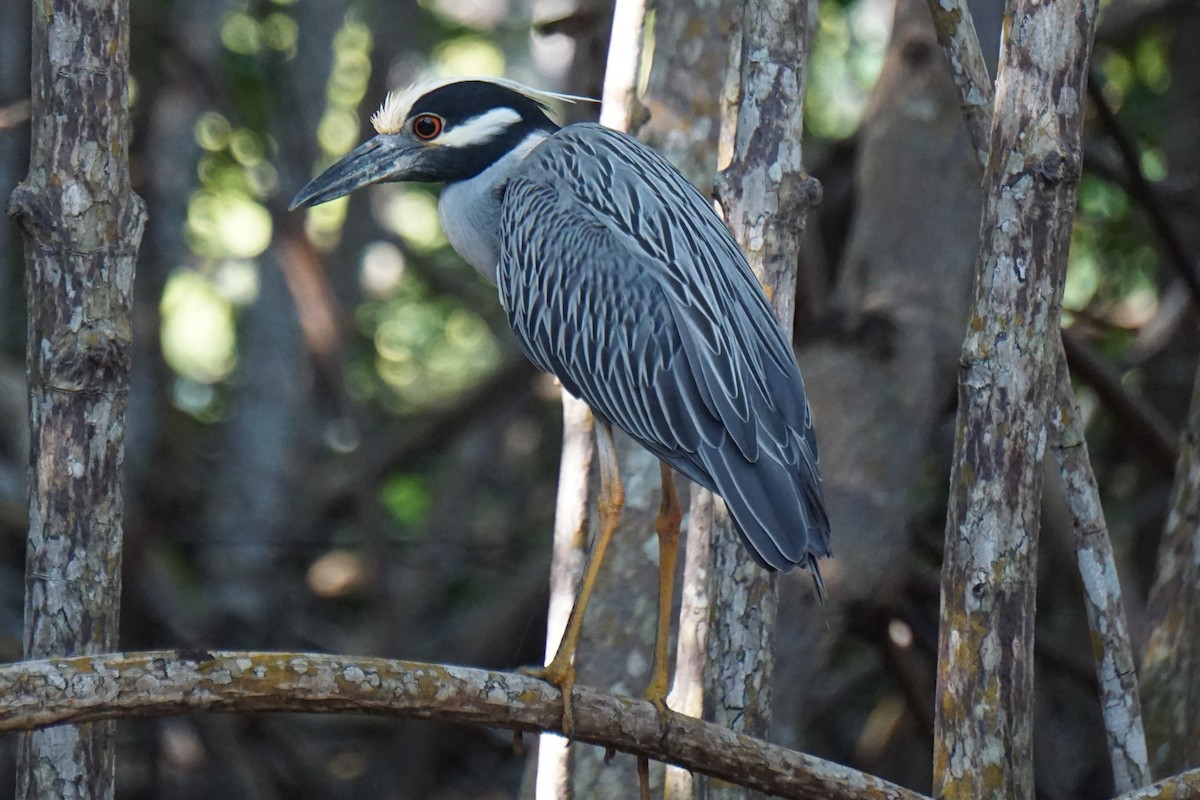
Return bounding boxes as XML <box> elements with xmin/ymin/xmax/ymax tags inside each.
<box><xmin>931</xmin><ymin>0</ymin><xmax>1099</xmax><ymax>797</ymax></box>
<box><xmin>7</xmin><ymin>0</ymin><xmax>145</xmax><ymax>795</ymax></box>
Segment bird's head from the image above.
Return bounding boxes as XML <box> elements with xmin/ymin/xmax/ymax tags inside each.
<box><xmin>290</xmin><ymin>77</ymin><xmax>585</xmax><ymax>210</ymax></box>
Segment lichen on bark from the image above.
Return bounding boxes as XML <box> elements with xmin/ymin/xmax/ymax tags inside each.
<box><xmin>7</xmin><ymin>0</ymin><xmax>145</xmax><ymax>796</ymax></box>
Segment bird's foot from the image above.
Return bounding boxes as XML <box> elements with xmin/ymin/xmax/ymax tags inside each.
<box><xmin>524</xmin><ymin>658</ymin><xmax>577</xmax><ymax>735</ymax></box>
<box><xmin>643</xmin><ymin>680</ymin><xmax>672</xmax><ymax>737</ymax></box>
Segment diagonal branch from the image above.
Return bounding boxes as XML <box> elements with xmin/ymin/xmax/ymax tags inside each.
<box><xmin>0</xmin><ymin>651</ymin><xmax>931</xmax><ymax>800</ymax></box>
<box><xmin>8</xmin><ymin>0</ymin><xmax>144</xmax><ymax>794</ymax></box>
<box><xmin>1109</xmin><ymin>766</ymin><xmax>1200</xmax><ymax>800</ymax></box>
<box><xmin>1047</xmin><ymin>336</ymin><xmax>1151</xmax><ymax>791</ymax></box>
<box><xmin>921</xmin><ymin>0</ymin><xmax>992</xmax><ymax>167</ymax></box>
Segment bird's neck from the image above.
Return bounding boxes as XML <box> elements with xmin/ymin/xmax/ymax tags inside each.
<box><xmin>438</xmin><ymin>130</ymin><xmax>552</xmax><ymax>284</ymax></box>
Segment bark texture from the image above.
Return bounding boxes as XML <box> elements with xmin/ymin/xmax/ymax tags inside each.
<box><xmin>1048</xmin><ymin>337</ymin><xmax>1150</xmax><ymax>792</ymax></box>
<box><xmin>6</xmin><ymin>0</ymin><xmax>144</xmax><ymax>795</ymax></box>
<box><xmin>778</xmin><ymin>0</ymin><xmax>990</xmax><ymax>755</ymax></box>
<box><xmin>1111</xmin><ymin>767</ymin><xmax>1200</xmax><ymax>800</ymax></box>
<box><xmin>1141</xmin><ymin>364</ymin><xmax>1200</xmax><ymax>776</ymax></box>
<box><xmin>931</xmin><ymin>0</ymin><xmax>1099</xmax><ymax>797</ymax></box>
<box><xmin>0</xmin><ymin>652</ymin><xmax>932</xmax><ymax>800</ymax></box>
<box><xmin>922</xmin><ymin>0</ymin><xmax>992</xmax><ymax>168</ymax></box>
<box><xmin>925</xmin><ymin>0</ymin><xmax>1149</xmax><ymax>791</ymax></box>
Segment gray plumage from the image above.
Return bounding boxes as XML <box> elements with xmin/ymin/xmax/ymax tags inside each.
<box><xmin>498</xmin><ymin>124</ymin><xmax>830</xmax><ymax>575</ymax></box>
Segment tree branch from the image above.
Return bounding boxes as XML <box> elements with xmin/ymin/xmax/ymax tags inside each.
<box><xmin>921</xmin><ymin>0</ymin><xmax>992</xmax><ymax>167</ymax></box>
<box><xmin>1047</xmin><ymin>335</ymin><xmax>1151</xmax><ymax>792</ymax></box>
<box><xmin>1109</xmin><ymin>766</ymin><xmax>1200</xmax><ymax>800</ymax></box>
<box><xmin>924</xmin><ymin>0</ymin><xmax>1152</xmax><ymax>794</ymax></box>
<box><xmin>709</xmin><ymin>0</ymin><xmax>823</xmax><ymax>779</ymax></box>
<box><xmin>0</xmin><ymin>651</ymin><xmax>931</xmax><ymax>800</ymax></box>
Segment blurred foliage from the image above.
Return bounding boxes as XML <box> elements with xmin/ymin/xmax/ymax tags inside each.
<box><xmin>807</xmin><ymin>0</ymin><xmax>891</xmax><ymax>140</ymax></box>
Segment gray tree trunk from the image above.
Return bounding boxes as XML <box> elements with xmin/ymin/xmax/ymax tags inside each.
<box><xmin>932</xmin><ymin>0</ymin><xmax>1099</xmax><ymax>796</ymax></box>
<box><xmin>7</xmin><ymin>0</ymin><xmax>145</xmax><ymax>795</ymax></box>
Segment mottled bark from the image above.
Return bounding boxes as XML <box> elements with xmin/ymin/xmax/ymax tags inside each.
<box><xmin>1110</xmin><ymin>767</ymin><xmax>1200</xmax><ymax>800</ymax></box>
<box><xmin>921</xmin><ymin>0</ymin><xmax>991</xmax><ymax>168</ymax></box>
<box><xmin>6</xmin><ymin>0</ymin><xmax>145</xmax><ymax>795</ymax></box>
<box><xmin>931</xmin><ymin>0</ymin><xmax>1099</xmax><ymax>798</ymax></box>
<box><xmin>1142</xmin><ymin>364</ymin><xmax>1200</xmax><ymax>776</ymax></box>
<box><xmin>0</xmin><ymin>652</ymin><xmax>932</xmax><ymax>800</ymax></box>
<box><xmin>1048</xmin><ymin>337</ymin><xmax>1150</xmax><ymax>792</ymax></box>
<box><xmin>925</xmin><ymin>0</ymin><xmax>1148</xmax><ymax>791</ymax></box>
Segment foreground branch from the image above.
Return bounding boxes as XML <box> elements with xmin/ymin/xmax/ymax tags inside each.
<box><xmin>1110</xmin><ymin>767</ymin><xmax>1200</xmax><ymax>800</ymax></box>
<box><xmin>0</xmin><ymin>651</ymin><xmax>929</xmax><ymax>800</ymax></box>
<box><xmin>8</xmin><ymin>0</ymin><xmax>144</xmax><ymax>793</ymax></box>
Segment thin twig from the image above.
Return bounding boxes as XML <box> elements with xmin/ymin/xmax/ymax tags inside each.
<box><xmin>0</xmin><ymin>651</ymin><xmax>931</xmax><ymax>800</ymax></box>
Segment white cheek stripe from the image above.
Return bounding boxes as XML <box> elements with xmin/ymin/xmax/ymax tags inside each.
<box><xmin>436</xmin><ymin>107</ymin><xmax>523</xmax><ymax>147</ymax></box>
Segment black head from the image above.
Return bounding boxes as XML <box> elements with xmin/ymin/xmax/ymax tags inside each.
<box><xmin>290</xmin><ymin>78</ymin><xmax>573</xmax><ymax>209</ymax></box>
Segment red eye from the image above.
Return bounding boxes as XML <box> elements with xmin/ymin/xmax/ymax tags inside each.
<box><xmin>412</xmin><ymin>114</ymin><xmax>443</xmax><ymax>140</ymax></box>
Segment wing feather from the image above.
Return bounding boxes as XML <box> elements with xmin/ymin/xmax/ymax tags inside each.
<box><xmin>497</xmin><ymin>123</ymin><xmax>829</xmax><ymax>573</ymax></box>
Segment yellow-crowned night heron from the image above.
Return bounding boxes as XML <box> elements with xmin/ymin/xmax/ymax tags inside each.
<box><xmin>291</xmin><ymin>77</ymin><xmax>831</xmax><ymax>730</ymax></box>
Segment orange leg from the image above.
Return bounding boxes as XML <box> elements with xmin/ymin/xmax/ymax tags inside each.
<box><xmin>644</xmin><ymin>462</ymin><xmax>682</xmax><ymax>722</ymax></box>
<box><xmin>537</xmin><ymin>422</ymin><xmax>624</xmax><ymax>733</ymax></box>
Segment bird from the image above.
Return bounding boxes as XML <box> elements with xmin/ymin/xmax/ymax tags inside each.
<box><xmin>291</xmin><ymin>76</ymin><xmax>831</xmax><ymax>731</ymax></box>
